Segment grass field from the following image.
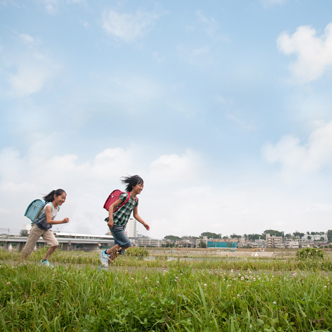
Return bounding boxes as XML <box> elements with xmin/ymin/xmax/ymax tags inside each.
<box><xmin>1</xmin><ymin>248</ymin><xmax>332</xmax><ymax>331</ymax></box>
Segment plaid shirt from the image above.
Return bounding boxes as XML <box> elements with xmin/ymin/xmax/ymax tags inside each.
<box><xmin>105</xmin><ymin>193</ymin><xmax>138</xmax><ymax>227</ymax></box>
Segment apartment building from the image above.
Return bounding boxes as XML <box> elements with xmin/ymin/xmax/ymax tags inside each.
<box><xmin>301</xmin><ymin>234</ymin><xmax>328</xmax><ymax>242</ymax></box>
<box><xmin>136</xmin><ymin>237</ymin><xmax>165</xmax><ymax>247</ymax></box>
<box><xmin>284</xmin><ymin>241</ymin><xmax>299</xmax><ymax>249</ymax></box>
<box><xmin>265</xmin><ymin>233</ymin><xmax>283</xmax><ymax>248</ymax></box>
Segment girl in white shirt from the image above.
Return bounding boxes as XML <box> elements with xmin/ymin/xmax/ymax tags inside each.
<box><xmin>22</xmin><ymin>189</ymin><xmax>69</xmax><ymax>266</ymax></box>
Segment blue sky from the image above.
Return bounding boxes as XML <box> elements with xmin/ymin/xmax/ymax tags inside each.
<box><xmin>1</xmin><ymin>0</ymin><xmax>332</xmax><ymax>239</ymax></box>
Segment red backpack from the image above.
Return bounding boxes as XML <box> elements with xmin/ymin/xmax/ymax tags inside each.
<box><xmin>103</xmin><ymin>190</ymin><xmax>131</xmax><ymax>212</ymax></box>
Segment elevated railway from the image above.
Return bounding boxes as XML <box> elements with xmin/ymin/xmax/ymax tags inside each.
<box><xmin>0</xmin><ymin>232</ymin><xmax>136</xmax><ymax>252</ymax></box>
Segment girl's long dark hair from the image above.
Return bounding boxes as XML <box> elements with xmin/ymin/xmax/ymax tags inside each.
<box><xmin>121</xmin><ymin>175</ymin><xmax>144</xmax><ymax>192</ymax></box>
<box><xmin>43</xmin><ymin>189</ymin><xmax>66</xmax><ymax>202</ymax></box>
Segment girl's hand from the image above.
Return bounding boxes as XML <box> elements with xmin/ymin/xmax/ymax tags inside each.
<box><xmin>62</xmin><ymin>218</ymin><xmax>69</xmax><ymax>223</ymax></box>
<box><xmin>143</xmin><ymin>223</ymin><xmax>150</xmax><ymax>231</ymax></box>
<box><xmin>107</xmin><ymin>220</ymin><xmax>114</xmax><ymax>228</ymax></box>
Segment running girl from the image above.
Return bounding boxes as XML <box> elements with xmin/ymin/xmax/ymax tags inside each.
<box><xmin>100</xmin><ymin>175</ymin><xmax>149</xmax><ymax>267</ymax></box>
<box><xmin>22</xmin><ymin>189</ymin><xmax>69</xmax><ymax>266</ymax></box>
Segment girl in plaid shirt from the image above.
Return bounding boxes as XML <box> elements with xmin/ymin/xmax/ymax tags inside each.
<box><xmin>100</xmin><ymin>175</ymin><xmax>149</xmax><ymax>267</ymax></box>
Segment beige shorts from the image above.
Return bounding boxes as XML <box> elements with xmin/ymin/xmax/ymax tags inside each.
<box><xmin>22</xmin><ymin>224</ymin><xmax>58</xmax><ymax>256</ymax></box>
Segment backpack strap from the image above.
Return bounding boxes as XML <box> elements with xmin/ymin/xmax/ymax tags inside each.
<box><xmin>115</xmin><ymin>192</ymin><xmax>131</xmax><ymax>211</ymax></box>
<box><xmin>124</xmin><ymin>192</ymin><xmax>131</xmax><ymax>205</ymax></box>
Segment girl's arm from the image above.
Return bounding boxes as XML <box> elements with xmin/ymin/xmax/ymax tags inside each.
<box><xmin>107</xmin><ymin>198</ymin><xmax>123</xmax><ymax>228</ymax></box>
<box><xmin>133</xmin><ymin>206</ymin><xmax>150</xmax><ymax>230</ymax></box>
<box><xmin>45</xmin><ymin>205</ymin><xmax>69</xmax><ymax>225</ymax></box>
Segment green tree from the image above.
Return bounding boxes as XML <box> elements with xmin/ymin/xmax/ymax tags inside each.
<box><xmin>181</xmin><ymin>236</ymin><xmax>198</xmax><ymax>241</ymax></box>
<box><xmin>230</xmin><ymin>234</ymin><xmax>241</xmax><ymax>239</ymax></box>
<box><xmin>200</xmin><ymin>232</ymin><xmax>220</xmax><ymax>239</ymax></box>
<box><xmin>248</xmin><ymin>234</ymin><xmax>261</xmax><ymax>241</ymax></box>
<box><xmin>327</xmin><ymin>230</ymin><xmax>332</xmax><ymax>242</ymax></box>
<box><xmin>164</xmin><ymin>235</ymin><xmax>181</xmax><ymax>242</ymax></box>
<box><xmin>263</xmin><ymin>229</ymin><xmax>283</xmax><ymax>237</ymax></box>
<box><xmin>199</xmin><ymin>241</ymin><xmax>207</xmax><ymax>248</ymax></box>
<box><xmin>20</xmin><ymin>229</ymin><xmax>28</xmax><ymax>237</ymax></box>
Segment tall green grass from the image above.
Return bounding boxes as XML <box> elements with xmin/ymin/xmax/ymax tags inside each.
<box><xmin>0</xmin><ymin>263</ymin><xmax>331</xmax><ymax>331</ymax></box>
<box><xmin>1</xmin><ymin>248</ymin><xmax>332</xmax><ymax>271</ymax></box>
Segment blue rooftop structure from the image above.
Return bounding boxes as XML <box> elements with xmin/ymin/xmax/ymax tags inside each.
<box><xmin>207</xmin><ymin>241</ymin><xmax>237</xmax><ymax>248</ymax></box>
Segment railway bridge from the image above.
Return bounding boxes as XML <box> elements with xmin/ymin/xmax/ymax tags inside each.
<box><xmin>0</xmin><ymin>232</ymin><xmax>135</xmax><ymax>252</ymax></box>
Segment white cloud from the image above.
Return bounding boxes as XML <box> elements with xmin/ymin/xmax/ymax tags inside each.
<box><xmin>215</xmin><ymin>95</ymin><xmax>256</xmax><ymax>131</ymax></box>
<box><xmin>149</xmin><ymin>150</ymin><xmax>202</xmax><ymax>183</ymax></box>
<box><xmin>0</xmin><ymin>0</ymin><xmax>21</xmax><ymax>8</ymax></box>
<box><xmin>4</xmin><ymin>35</ymin><xmax>62</xmax><ymax>98</ymax></box>
<box><xmin>8</xmin><ymin>60</ymin><xmax>57</xmax><ymax>97</ymax></box>
<box><xmin>19</xmin><ymin>34</ymin><xmax>37</xmax><ymax>46</ymax></box>
<box><xmin>91</xmin><ymin>148</ymin><xmax>136</xmax><ymax>180</ymax></box>
<box><xmin>196</xmin><ymin>11</ymin><xmax>229</xmax><ymax>42</ymax></box>
<box><xmin>277</xmin><ymin>23</ymin><xmax>332</xmax><ymax>83</ymax></box>
<box><xmin>43</xmin><ymin>0</ymin><xmax>59</xmax><ymax>14</ymax></box>
<box><xmin>81</xmin><ymin>21</ymin><xmax>90</xmax><ymax>28</ymax></box>
<box><xmin>196</xmin><ymin>11</ymin><xmax>218</xmax><ymax>37</ymax></box>
<box><xmin>262</xmin><ymin>121</ymin><xmax>332</xmax><ymax>176</ymax></box>
<box><xmin>102</xmin><ymin>9</ymin><xmax>160</xmax><ymax>43</ymax></box>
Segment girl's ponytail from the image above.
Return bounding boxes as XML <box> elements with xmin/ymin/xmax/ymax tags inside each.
<box><xmin>43</xmin><ymin>189</ymin><xmax>66</xmax><ymax>202</ymax></box>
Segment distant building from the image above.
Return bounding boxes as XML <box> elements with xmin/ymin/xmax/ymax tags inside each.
<box><xmin>176</xmin><ymin>239</ymin><xmax>196</xmax><ymax>248</ymax></box>
<box><xmin>207</xmin><ymin>240</ymin><xmax>237</xmax><ymax>248</ymax></box>
<box><xmin>125</xmin><ymin>217</ymin><xmax>137</xmax><ymax>238</ymax></box>
<box><xmin>254</xmin><ymin>239</ymin><xmax>266</xmax><ymax>247</ymax></box>
<box><xmin>197</xmin><ymin>236</ymin><xmax>208</xmax><ymax>247</ymax></box>
<box><xmin>136</xmin><ymin>237</ymin><xmax>165</xmax><ymax>247</ymax></box>
<box><xmin>301</xmin><ymin>234</ymin><xmax>328</xmax><ymax>242</ymax></box>
<box><xmin>284</xmin><ymin>241</ymin><xmax>299</xmax><ymax>249</ymax></box>
<box><xmin>266</xmin><ymin>233</ymin><xmax>282</xmax><ymax>248</ymax></box>
<box><xmin>274</xmin><ymin>243</ymin><xmax>285</xmax><ymax>249</ymax></box>
<box><xmin>23</xmin><ymin>224</ymin><xmax>31</xmax><ymax>233</ymax></box>
<box><xmin>196</xmin><ymin>237</ymin><xmax>237</xmax><ymax>248</ymax></box>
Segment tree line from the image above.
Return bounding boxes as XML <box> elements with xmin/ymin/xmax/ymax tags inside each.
<box><xmin>163</xmin><ymin>230</ymin><xmax>332</xmax><ymax>243</ymax></box>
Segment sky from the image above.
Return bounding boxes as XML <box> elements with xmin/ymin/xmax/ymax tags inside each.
<box><xmin>1</xmin><ymin>0</ymin><xmax>332</xmax><ymax>239</ymax></box>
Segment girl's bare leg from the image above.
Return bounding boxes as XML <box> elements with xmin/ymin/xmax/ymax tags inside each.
<box><xmin>43</xmin><ymin>246</ymin><xmax>58</xmax><ymax>260</ymax></box>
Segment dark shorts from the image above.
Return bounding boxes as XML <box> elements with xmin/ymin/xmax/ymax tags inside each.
<box><xmin>110</xmin><ymin>225</ymin><xmax>131</xmax><ymax>248</ymax></box>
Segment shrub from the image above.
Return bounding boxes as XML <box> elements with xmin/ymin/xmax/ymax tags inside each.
<box><xmin>126</xmin><ymin>247</ymin><xmax>149</xmax><ymax>257</ymax></box>
<box><xmin>296</xmin><ymin>247</ymin><xmax>324</xmax><ymax>259</ymax></box>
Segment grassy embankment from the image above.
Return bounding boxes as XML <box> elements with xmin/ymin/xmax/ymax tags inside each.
<box><xmin>1</xmin><ymin>248</ymin><xmax>332</xmax><ymax>331</ymax></box>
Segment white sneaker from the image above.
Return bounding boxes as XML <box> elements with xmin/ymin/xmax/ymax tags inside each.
<box><xmin>100</xmin><ymin>250</ymin><xmax>109</xmax><ymax>268</ymax></box>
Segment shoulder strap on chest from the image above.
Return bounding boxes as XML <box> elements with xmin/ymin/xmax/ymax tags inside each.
<box><xmin>125</xmin><ymin>192</ymin><xmax>131</xmax><ymax>204</ymax></box>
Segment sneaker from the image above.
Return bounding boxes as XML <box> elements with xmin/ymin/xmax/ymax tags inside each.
<box><xmin>39</xmin><ymin>259</ymin><xmax>53</xmax><ymax>267</ymax></box>
<box><xmin>100</xmin><ymin>250</ymin><xmax>109</xmax><ymax>268</ymax></box>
